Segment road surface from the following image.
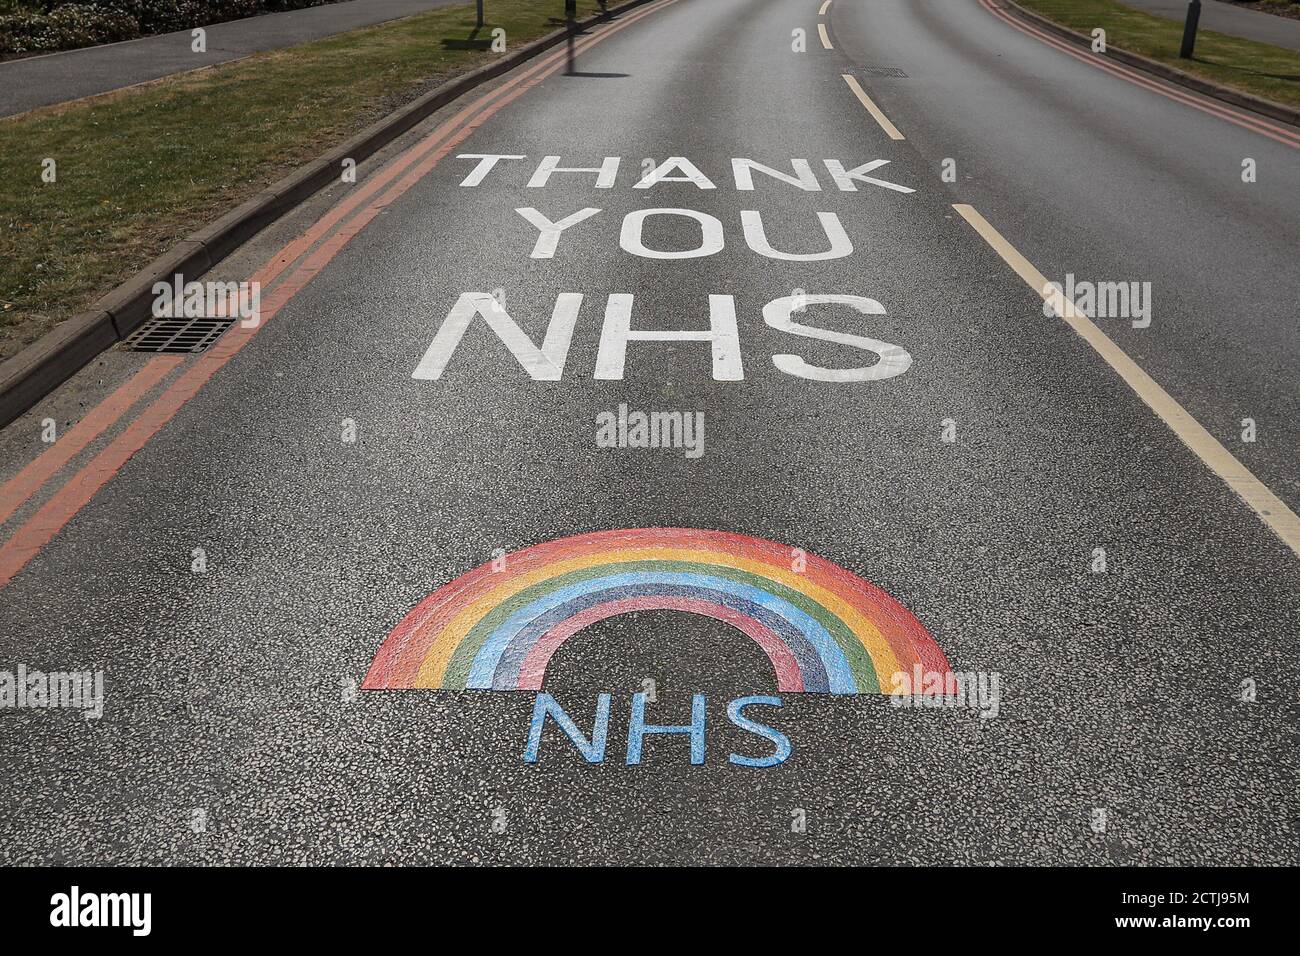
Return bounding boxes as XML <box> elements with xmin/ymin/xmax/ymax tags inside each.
<box><xmin>1</xmin><ymin>0</ymin><xmax>1298</xmax><ymax>865</ymax></box>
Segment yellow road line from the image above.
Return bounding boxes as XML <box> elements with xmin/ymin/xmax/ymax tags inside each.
<box><xmin>841</xmin><ymin>74</ymin><xmax>905</xmax><ymax>140</ymax></box>
<box><xmin>953</xmin><ymin>203</ymin><xmax>1300</xmax><ymax>560</ymax></box>
<box><xmin>818</xmin><ymin>22</ymin><xmax>833</xmax><ymax>49</ymax></box>
<box><xmin>819</xmin><ymin>0</ymin><xmax>832</xmax><ymax>14</ymax></box>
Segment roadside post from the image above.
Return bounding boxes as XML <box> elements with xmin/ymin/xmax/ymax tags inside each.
<box><xmin>1179</xmin><ymin>0</ymin><xmax>1201</xmax><ymax>59</ymax></box>
<box><xmin>565</xmin><ymin>0</ymin><xmax>577</xmax><ymax>75</ymax></box>
<box><xmin>476</xmin><ymin>0</ymin><xmax>484</xmax><ymax>29</ymax></box>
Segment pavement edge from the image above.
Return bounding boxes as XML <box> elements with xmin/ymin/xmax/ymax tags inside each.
<box><xmin>0</xmin><ymin>0</ymin><xmax>653</xmax><ymax>429</ymax></box>
<box><xmin>995</xmin><ymin>0</ymin><xmax>1300</xmax><ymax>129</ymax></box>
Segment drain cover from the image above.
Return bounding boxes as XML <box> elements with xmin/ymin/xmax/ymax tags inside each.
<box><xmin>857</xmin><ymin>67</ymin><xmax>909</xmax><ymax>78</ymax></box>
<box><xmin>124</xmin><ymin>315</ymin><xmax>236</xmax><ymax>353</ymax></box>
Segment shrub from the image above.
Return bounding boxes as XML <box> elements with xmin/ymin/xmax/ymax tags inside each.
<box><xmin>91</xmin><ymin>2</ymin><xmax>261</xmax><ymax>35</ymax></box>
<box><xmin>0</xmin><ymin>1</ymin><xmax>338</xmax><ymax>56</ymax></box>
<box><xmin>0</xmin><ymin>4</ymin><xmax>138</xmax><ymax>54</ymax></box>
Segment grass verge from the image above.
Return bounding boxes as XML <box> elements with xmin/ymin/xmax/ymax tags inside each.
<box><xmin>1014</xmin><ymin>0</ymin><xmax>1300</xmax><ymax>109</ymax></box>
<box><xmin>0</xmin><ymin>0</ymin><xmax>601</xmax><ymax>362</ymax></box>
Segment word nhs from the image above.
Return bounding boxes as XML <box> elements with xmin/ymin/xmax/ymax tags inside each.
<box><xmin>525</xmin><ymin>692</ymin><xmax>791</xmax><ymax>767</ymax></box>
<box><xmin>415</xmin><ymin>292</ymin><xmax>910</xmax><ymax>383</ymax></box>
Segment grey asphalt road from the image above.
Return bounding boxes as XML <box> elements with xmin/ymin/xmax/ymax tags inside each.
<box><xmin>0</xmin><ymin>0</ymin><xmax>465</xmax><ymax>118</ymax></box>
<box><xmin>1</xmin><ymin>0</ymin><xmax>1298</xmax><ymax>865</ymax></box>
<box><xmin>1120</xmin><ymin>0</ymin><xmax>1300</xmax><ymax>50</ymax></box>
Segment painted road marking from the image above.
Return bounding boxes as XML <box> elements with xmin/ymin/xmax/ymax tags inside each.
<box><xmin>0</xmin><ymin>0</ymin><xmax>682</xmax><ymax>591</ymax></box>
<box><xmin>953</xmin><ymin>203</ymin><xmax>1300</xmax><ymax>560</ymax></box>
<box><xmin>818</xmin><ymin>23</ymin><xmax>833</xmax><ymax>50</ymax></box>
<box><xmin>3</xmin><ymin>21</ymin><xmax>601</xmax><ymax>530</ymax></box>
<box><xmin>842</xmin><ymin>74</ymin><xmax>905</xmax><ymax>140</ymax></box>
<box><xmin>362</xmin><ymin>528</ymin><xmax>949</xmax><ymax>694</ymax></box>
<box><xmin>526</xmin><ymin>690</ymin><xmax>792</xmax><ymax>766</ymax></box>
<box><xmin>979</xmin><ymin>0</ymin><xmax>1300</xmax><ymax>150</ymax></box>
<box><xmin>0</xmin><ymin>356</ymin><xmax>181</xmax><ymax>527</ymax></box>
<box><xmin>818</xmin><ymin>0</ymin><xmax>832</xmax><ymax>14</ymax></box>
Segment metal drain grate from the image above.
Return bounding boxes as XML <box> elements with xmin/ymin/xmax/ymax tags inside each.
<box><xmin>124</xmin><ymin>315</ymin><xmax>236</xmax><ymax>353</ymax></box>
<box><xmin>857</xmin><ymin>67</ymin><xmax>909</xmax><ymax>78</ymax></box>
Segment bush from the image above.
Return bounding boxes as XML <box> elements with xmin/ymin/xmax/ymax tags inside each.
<box><xmin>91</xmin><ymin>2</ymin><xmax>262</xmax><ymax>35</ymax></box>
<box><xmin>0</xmin><ymin>1</ymin><xmax>337</xmax><ymax>56</ymax></box>
<box><xmin>0</xmin><ymin>4</ymin><xmax>138</xmax><ymax>54</ymax></box>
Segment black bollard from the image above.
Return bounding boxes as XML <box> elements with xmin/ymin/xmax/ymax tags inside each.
<box><xmin>1179</xmin><ymin>0</ymin><xmax>1201</xmax><ymax>60</ymax></box>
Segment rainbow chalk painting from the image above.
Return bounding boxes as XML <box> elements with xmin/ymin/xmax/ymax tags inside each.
<box><xmin>363</xmin><ymin>528</ymin><xmax>949</xmax><ymax>694</ymax></box>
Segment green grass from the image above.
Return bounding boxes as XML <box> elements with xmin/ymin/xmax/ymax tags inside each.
<box><xmin>0</xmin><ymin>0</ymin><xmax>601</xmax><ymax>361</ymax></box>
<box><xmin>1015</xmin><ymin>0</ymin><xmax>1300</xmax><ymax>109</ymax></box>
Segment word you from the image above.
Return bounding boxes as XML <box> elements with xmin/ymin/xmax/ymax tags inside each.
<box><xmin>525</xmin><ymin>692</ymin><xmax>792</xmax><ymax>767</ymax></box>
<box><xmin>1</xmin><ymin>663</ymin><xmax>102</xmax><ymax>719</ymax></box>
<box><xmin>515</xmin><ymin>205</ymin><xmax>857</xmax><ymax>261</ymax></box>
<box><xmin>596</xmin><ymin>403</ymin><xmax>704</xmax><ymax>458</ymax></box>
<box><xmin>1042</xmin><ymin>273</ymin><xmax>1152</xmax><ymax>328</ymax></box>
<box><xmin>151</xmin><ymin>275</ymin><xmax>261</xmax><ymax>328</ymax></box>
<box><xmin>50</xmin><ymin>886</ymin><xmax>151</xmax><ymax>937</ymax></box>
<box><xmin>889</xmin><ymin>666</ymin><xmax>1000</xmax><ymax>719</ymax></box>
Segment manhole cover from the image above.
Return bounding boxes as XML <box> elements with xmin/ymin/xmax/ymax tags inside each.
<box><xmin>124</xmin><ymin>315</ymin><xmax>236</xmax><ymax>353</ymax></box>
